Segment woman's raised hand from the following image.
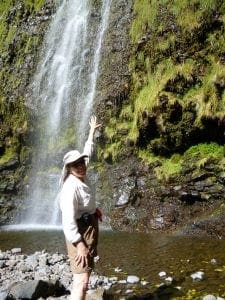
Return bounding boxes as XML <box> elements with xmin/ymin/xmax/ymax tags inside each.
<box><xmin>89</xmin><ymin>115</ymin><xmax>101</xmax><ymax>131</ymax></box>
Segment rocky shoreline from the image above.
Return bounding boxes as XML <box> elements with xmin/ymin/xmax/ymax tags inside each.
<box><xmin>0</xmin><ymin>247</ymin><xmax>225</xmax><ymax>300</ymax></box>
<box><xmin>0</xmin><ymin>248</ymin><xmax>149</xmax><ymax>300</ymax></box>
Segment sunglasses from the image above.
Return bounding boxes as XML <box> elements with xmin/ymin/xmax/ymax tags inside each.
<box><xmin>70</xmin><ymin>159</ymin><xmax>86</xmax><ymax>167</ymax></box>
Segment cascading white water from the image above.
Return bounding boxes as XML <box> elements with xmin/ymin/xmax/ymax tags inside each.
<box><xmin>19</xmin><ymin>0</ymin><xmax>112</xmax><ymax>228</ymax></box>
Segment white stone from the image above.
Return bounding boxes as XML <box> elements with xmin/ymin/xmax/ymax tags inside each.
<box><xmin>109</xmin><ymin>276</ymin><xmax>118</xmax><ymax>283</ymax></box>
<box><xmin>203</xmin><ymin>295</ymin><xmax>216</xmax><ymax>300</ymax></box>
<box><xmin>158</xmin><ymin>271</ymin><xmax>167</xmax><ymax>277</ymax></box>
<box><xmin>118</xmin><ymin>280</ymin><xmax>127</xmax><ymax>284</ymax></box>
<box><xmin>210</xmin><ymin>258</ymin><xmax>217</xmax><ymax>265</ymax></box>
<box><xmin>190</xmin><ymin>271</ymin><xmax>205</xmax><ymax>281</ymax></box>
<box><xmin>126</xmin><ymin>275</ymin><xmax>140</xmax><ymax>284</ymax></box>
<box><xmin>114</xmin><ymin>267</ymin><xmax>122</xmax><ymax>272</ymax></box>
<box><xmin>11</xmin><ymin>248</ymin><xmax>22</xmax><ymax>254</ymax></box>
<box><xmin>165</xmin><ymin>276</ymin><xmax>173</xmax><ymax>285</ymax></box>
<box><xmin>125</xmin><ymin>289</ymin><xmax>133</xmax><ymax>294</ymax></box>
<box><xmin>94</xmin><ymin>256</ymin><xmax>100</xmax><ymax>263</ymax></box>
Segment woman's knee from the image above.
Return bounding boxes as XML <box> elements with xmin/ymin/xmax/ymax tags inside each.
<box><xmin>73</xmin><ymin>273</ymin><xmax>90</xmax><ymax>291</ymax></box>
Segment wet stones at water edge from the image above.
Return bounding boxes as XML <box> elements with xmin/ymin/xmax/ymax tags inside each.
<box><xmin>0</xmin><ymin>248</ymin><xmax>224</xmax><ymax>299</ymax></box>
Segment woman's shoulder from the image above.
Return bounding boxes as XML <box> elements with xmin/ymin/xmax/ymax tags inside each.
<box><xmin>64</xmin><ymin>174</ymin><xmax>83</xmax><ymax>187</ymax></box>
<box><xmin>60</xmin><ymin>175</ymin><xmax>80</xmax><ymax>197</ymax></box>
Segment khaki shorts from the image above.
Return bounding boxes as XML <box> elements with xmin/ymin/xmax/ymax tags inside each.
<box><xmin>66</xmin><ymin>213</ymin><xmax>99</xmax><ymax>274</ymax></box>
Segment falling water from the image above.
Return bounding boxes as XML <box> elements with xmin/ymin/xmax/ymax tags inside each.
<box><xmin>19</xmin><ymin>0</ymin><xmax>111</xmax><ymax>227</ymax></box>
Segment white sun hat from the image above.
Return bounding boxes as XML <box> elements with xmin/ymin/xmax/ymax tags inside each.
<box><xmin>59</xmin><ymin>150</ymin><xmax>88</xmax><ymax>186</ymax></box>
<box><xmin>63</xmin><ymin>150</ymin><xmax>88</xmax><ymax>166</ymax></box>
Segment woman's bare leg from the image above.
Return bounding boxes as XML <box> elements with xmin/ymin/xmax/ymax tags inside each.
<box><xmin>70</xmin><ymin>272</ymin><xmax>90</xmax><ymax>300</ymax></box>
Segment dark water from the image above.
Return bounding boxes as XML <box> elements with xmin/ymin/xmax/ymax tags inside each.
<box><xmin>1</xmin><ymin>229</ymin><xmax>225</xmax><ymax>297</ymax></box>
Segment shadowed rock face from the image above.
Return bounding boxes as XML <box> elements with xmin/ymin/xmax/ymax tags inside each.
<box><xmin>96</xmin><ymin>156</ymin><xmax>225</xmax><ymax>238</ymax></box>
<box><xmin>95</xmin><ymin>0</ymin><xmax>133</xmax><ymax>119</ymax></box>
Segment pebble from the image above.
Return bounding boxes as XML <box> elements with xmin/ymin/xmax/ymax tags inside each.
<box><xmin>190</xmin><ymin>271</ymin><xmax>205</xmax><ymax>281</ymax></box>
<box><xmin>165</xmin><ymin>276</ymin><xmax>173</xmax><ymax>285</ymax></box>
<box><xmin>210</xmin><ymin>258</ymin><xmax>217</xmax><ymax>265</ymax></box>
<box><xmin>11</xmin><ymin>248</ymin><xmax>22</xmax><ymax>254</ymax></box>
<box><xmin>203</xmin><ymin>295</ymin><xmax>217</xmax><ymax>300</ymax></box>
<box><xmin>158</xmin><ymin>271</ymin><xmax>167</xmax><ymax>277</ymax></box>
<box><xmin>114</xmin><ymin>267</ymin><xmax>122</xmax><ymax>272</ymax></box>
<box><xmin>118</xmin><ymin>280</ymin><xmax>127</xmax><ymax>284</ymax></box>
<box><xmin>126</xmin><ymin>275</ymin><xmax>140</xmax><ymax>284</ymax></box>
<box><xmin>125</xmin><ymin>289</ymin><xmax>133</xmax><ymax>294</ymax></box>
<box><xmin>140</xmin><ymin>280</ymin><xmax>149</xmax><ymax>286</ymax></box>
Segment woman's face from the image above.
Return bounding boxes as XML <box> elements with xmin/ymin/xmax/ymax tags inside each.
<box><xmin>69</xmin><ymin>159</ymin><xmax>87</xmax><ymax>180</ymax></box>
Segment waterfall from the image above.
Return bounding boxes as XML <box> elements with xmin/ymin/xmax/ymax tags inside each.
<box><xmin>19</xmin><ymin>0</ymin><xmax>111</xmax><ymax>228</ymax></box>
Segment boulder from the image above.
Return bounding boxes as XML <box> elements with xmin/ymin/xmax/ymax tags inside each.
<box><xmin>8</xmin><ymin>279</ymin><xmax>66</xmax><ymax>299</ymax></box>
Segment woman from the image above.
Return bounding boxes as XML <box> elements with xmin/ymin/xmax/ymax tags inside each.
<box><xmin>59</xmin><ymin>115</ymin><xmax>101</xmax><ymax>300</ymax></box>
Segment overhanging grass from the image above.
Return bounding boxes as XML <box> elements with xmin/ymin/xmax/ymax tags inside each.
<box><xmin>184</xmin><ymin>142</ymin><xmax>225</xmax><ymax>160</ymax></box>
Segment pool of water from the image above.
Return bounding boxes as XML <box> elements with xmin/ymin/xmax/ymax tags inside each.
<box><xmin>1</xmin><ymin>228</ymin><xmax>225</xmax><ymax>297</ymax></box>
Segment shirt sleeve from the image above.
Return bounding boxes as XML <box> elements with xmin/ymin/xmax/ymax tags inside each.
<box><xmin>59</xmin><ymin>178</ymin><xmax>81</xmax><ymax>244</ymax></box>
<box><xmin>83</xmin><ymin>140</ymin><xmax>94</xmax><ymax>164</ymax></box>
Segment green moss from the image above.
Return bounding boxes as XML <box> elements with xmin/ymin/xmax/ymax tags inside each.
<box><xmin>19</xmin><ymin>145</ymin><xmax>31</xmax><ymax>163</ymax></box>
<box><xmin>0</xmin><ymin>147</ymin><xmax>16</xmax><ymax>164</ymax></box>
<box><xmin>130</xmin><ymin>0</ymin><xmax>163</xmax><ymax>44</ymax></box>
<box><xmin>23</xmin><ymin>0</ymin><xmax>45</xmax><ymax>11</ymax></box>
<box><xmin>101</xmin><ymin>141</ymin><xmax>121</xmax><ymax>162</ymax></box>
<box><xmin>154</xmin><ymin>153</ymin><xmax>183</xmax><ymax>180</ymax></box>
<box><xmin>212</xmin><ymin>203</ymin><xmax>225</xmax><ymax>217</ymax></box>
<box><xmin>0</xmin><ymin>1</ymin><xmax>51</xmax><ymax>175</ymax></box>
<box><xmin>138</xmin><ymin>149</ymin><xmax>161</xmax><ymax>164</ymax></box>
<box><xmin>184</xmin><ymin>142</ymin><xmax>225</xmax><ymax>160</ymax></box>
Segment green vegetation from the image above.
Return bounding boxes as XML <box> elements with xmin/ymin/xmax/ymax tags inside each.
<box><xmin>0</xmin><ymin>147</ymin><xmax>16</xmax><ymax>165</ymax></box>
<box><xmin>102</xmin><ymin>0</ymin><xmax>225</xmax><ymax>174</ymax></box>
<box><xmin>0</xmin><ymin>1</ymin><xmax>50</xmax><ymax>165</ymax></box>
<box><xmin>184</xmin><ymin>143</ymin><xmax>225</xmax><ymax>160</ymax></box>
<box><xmin>154</xmin><ymin>153</ymin><xmax>183</xmax><ymax>181</ymax></box>
<box><xmin>145</xmin><ymin>143</ymin><xmax>225</xmax><ymax>181</ymax></box>
<box><xmin>23</xmin><ymin>0</ymin><xmax>46</xmax><ymax>11</ymax></box>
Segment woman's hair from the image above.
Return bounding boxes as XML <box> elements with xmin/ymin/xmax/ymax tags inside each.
<box><xmin>63</xmin><ymin>165</ymin><xmax>71</xmax><ymax>183</ymax></box>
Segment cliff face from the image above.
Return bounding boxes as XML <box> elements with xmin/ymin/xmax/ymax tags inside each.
<box><xmin>100</xmin><ymin>0</ymin><xmax>225</xmax><ymax>160</ymax></box>
<box><xmin>0</xmin><ymin>0</ymin><xmax>55</xmax><ymax>223</ymax></box>
<box><xmin>1</xmin><ymin>0</ymin><xmax>225</xmax><ymax>236</ymax></box>
<box><xmin>95</xmin><ymin>0</ymin><xmax>225</xmax><ymax>236</ymax></box>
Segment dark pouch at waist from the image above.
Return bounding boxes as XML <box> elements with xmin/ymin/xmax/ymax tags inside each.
<box><xmin>79</xmin><ymin>212</ymin><xmax>92</xmax><ymax>226</ymax></box>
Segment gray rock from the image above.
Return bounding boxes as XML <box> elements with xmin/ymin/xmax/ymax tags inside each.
<box><xmin>0</xmin><ymin>291</ymin><xmax>8</xmax><ymax>300</ymax></box>
<box><xmin>11</xmin><ymin>248</ymin><xmax>21</xmax><ymax>255</ymax></box>
<box><xmin>9</xmin><ymin>279</ymin><xmax>65</xmax><ymax>299</ymax></box>
<box><xmin>0</xmin><ymin>261</ymin><xmax>6</xmax><ymax>269</ymax></box>
<box><xmin>25</xmin><ymin>254</ymin><xmax>39</xmax><ymax>270</ymax></box>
